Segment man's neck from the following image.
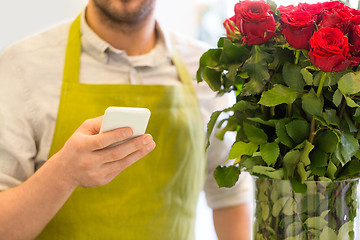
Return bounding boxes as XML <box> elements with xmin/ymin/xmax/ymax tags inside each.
<box><xmin>85</xmin><ymin>3</ymin><xmax>157</xmax><ymax>56</ymax></box>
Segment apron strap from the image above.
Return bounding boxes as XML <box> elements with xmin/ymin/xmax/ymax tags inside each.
<box><xmin>63</xmin><ymin>14</ymin><xmax>81</xmax><ymax>84</ymax></box>
<box><xmin>171</xmin><ymin>48</ymin><xmax>197</xmax><ymax>96</ymax></box>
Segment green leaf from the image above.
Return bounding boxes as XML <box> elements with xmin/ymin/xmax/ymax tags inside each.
<box><xmin>206</xmin><ymin>111</ymin><xmax>222</xmax><ymax>148</ymax></box>
<box><xmin>344</xmin><ymin>96</ymin><xmax>359</xmax><ymax>108</ymax></box>
<box><xmin>232</xmin><ymin>100</ymin><xmax>248</xmax><ymax>112</ymax></box>
<box><xmin>326</xmin><ymin>160</ymin><xmax>337</xmax><ymax>180</ymax></box>
<box><xmin>213</xmin><ymin>165</ymin><xmax>240</xmax><ymax>188</ymax></box>
<box><xmin>338</xmin><ymin>222</ymin><xmax>354</xmax><ymax>240</ymax></box>
<box><xmin>202</xmin><ymin>67</ymin><xmax>222</xmax><ymax>91</ymax></box>
<box><xmin>284</xmin><ymin>232</ymin><xmax>306</xmax><ymax>240</ymax></box>
<box><xmin>289</xmin><ymin>177</ymin><xmax>307</xmax><ymax>193</ymax></box>
<box><xmin>241</xmin><ymin>78</ymin><xmax>266</xmax><ymax>96</ymax></box>
<box><xmin>259</xmin><ymin>84</ymin><xmax>298</xmax><ymax>107</ymax></box>
<box><xmin>300</xmin><ymin>140</ymin><xmax>314</xmax><ymax>166</ymax></box>
<box><xmin>319</xmin><ymin>226</ymin><xmax>337</xmax><ymax>240</ymax></box>
<box><xmin>283</xmin><ymin>197</ymin><xmax>297</xmax><ymax>216</ymax></box>
<box><xmin>243</xmin><ymin>122</ymin><xmax>268</xmax><ymax>144</ymax></box>
<box><xmin>260</xmin><ymin>203</ymin><xmax>270</xmax><ymax>221</ymax></box>
<box><xmin>252</xmin><ymin>166</ymin><xmax>284</xmax><ymax>179</ymax></box>
<box><xmin>310</xmin><ymin>165</ymin><xmax>327</xmax><ymax>176</ymax></box>
<box><xmin>283</xmin><ymin>150</ymin><xmax>301</xmax><ymax>178</ymax></box>
<box><xmin>300</xmin><ymin>68</ymin><xmax>314</xmax><ymax>85</ymax></box>
<box><xmin>198</xmin><ymin>49</ymin><xmax>221</xmax><ymax>69</ymax></box>
<box><xmin>333</xmin><ymin>89</ymin><xmax>343</xmax><ymax>107</ymax></box>
<box><xmin>317</xmin><ymin>130</ymin><xmax>339</xmax><ymax>153</ymax></box>
<box><xmin>282</xmin><ymin>63</ymin><xmax>305</xmax><ymax>91</ymax></box>
<box><xmin>240</xmin><ymin>156</ymin><xmax>266</xmax><ymax>169</ymax></box>
<box><xmin>301</xmin><ymin>195</ymin><xmax>321</xmax><ymax>214</ymax></box>
<box><xmin>305</xmin><ymin>217</ymin><xmax>328</xmax><ymax>230</ymax></box>
<box><xmin>228</xmin><ymin>141</ymin><xmax>258</xmax><ymax>159</ymax></box>
<box><xmin>310</xmin><ymin>150</ymin><xmax>328</xmax><ymax>167</ymax></box>
<box><xmin>344</xmin><ymin>111</ymin><xmax>357</xmax><ymax>132</ymax></box>
<box><xmin>260</xmin><ymin>142</ymin><xmax>280</xmax><ymax>166</ymax></box>
<box><xmin>247</xmin><ymin>117</ymin><xmax>276</xmax><ymax>127</ymax></box>
<box><xmin>217</xmin><ymin>37</ymin><xmax>225</xmax><ymax>48</ymax></box>
<box><xmin>225</xmin><ymin>64</ymin><xmax>238</xmax><ymax>84</ymax></box>
<box><xmin>219</xmin><ymin>38</ymin><xmax>250</xmax><ymax>64</ymax></box>
<box><xmin>272</xmin><ymin>197</ymin><xmax>289</xmax><ymax>217</ymax></box>
<box><xmin>285</xmin><ymin>120</ymin><xmax>310</xmax><ymax>144</ymax></box>
<box><xmin>339</xmin><ymin>133</ymin><xmax>359</xmax><ymax>165</ymax></box>
<box><xmin>285</xmin><ymin>221</ymin><xmax>302</xmax><ymax>238</ymax></box>
<box><xmin>242</xmin><ymin>45</ymin><xmax>272</xmax><ymax>82</ymax></box>
<box><xmin>275</xmin><ymin>120</ymin><xmax>294</xmax><ymax>148</ymax></box>
<box><xmin>322</xmin><ymin>109</ymin><xmax>340</xmax><ymax>126</ymax></box>
<box><xmin>338</xmin><ymin>159</ymin><xmax>360</xmax><ymax>179</ymax></box>
<box><xmin>338</xmin><ymin>72</ymin><xmax>360</xmax><ymax>95</ymax></box>
<box><xmin>320</xmin><ymin>210</ymin><xmax>330</xmax><ymax>219</ymax></box>
<box><xmin>297</xmin><ymin>162</ymin><xmax>307</xmax><ymax>183</ymax></box>
<box><xmin>197</xmin><ymin>48</ymin><xmax>221</xmax><ymax>83</ymax></box>
<box><xmin>302</xmin><ymin>89</ymin><xmax>323</xmax><ymax>117</ymax></box>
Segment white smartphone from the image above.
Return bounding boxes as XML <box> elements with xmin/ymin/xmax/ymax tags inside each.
<box><xmin>100</xmin><ymin>107</ymin><xmax>151</xmax><ymax>145</ymax></box>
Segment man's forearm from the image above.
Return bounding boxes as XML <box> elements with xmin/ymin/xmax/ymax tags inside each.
<box><xmin>0</xmin><ymin>156</ymin><xmax>76</xmax><ymax>240</ymax></box>
<box><xmin>213</xmin><ymin>203</ymin><xmax>252</xmax><ymax>240</ymax></box>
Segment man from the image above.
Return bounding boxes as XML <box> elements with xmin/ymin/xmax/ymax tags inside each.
<box><xmin>0</xmin><ymin>0</ymin><xmax>252</xmax><ymax>239</ymax></box>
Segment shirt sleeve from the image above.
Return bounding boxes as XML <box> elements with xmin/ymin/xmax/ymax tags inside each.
<box><xmin>0</xmin><ymin>47</ymin><xmax>38</xmax><ymax>191</ymax></box>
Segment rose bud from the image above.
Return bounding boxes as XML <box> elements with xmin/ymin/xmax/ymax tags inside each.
<box><xmin>308</xmin><ymin>27</ymin><xmax>352</xmax><ymax>72</ymax></box>
<box><xmin>223</xmin><ymin>16</ymin><xmax>238</xmax><ymax>40</ymax></box>
<box><xmin>234</xmin><ymin>0</ymin><xmax>276</xmax><ymax>45</ymax></box>
<box><xmin>280</xmin><ymin>9</ymin><xmax>316</xmax><ymax>49</ymax></box>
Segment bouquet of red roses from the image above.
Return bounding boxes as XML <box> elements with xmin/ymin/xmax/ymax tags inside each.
<box><xmin>224</xmin><ymin>0</ymin><xmax>360</xmax><ymax>71</ymax></box>
<box><xmin>197</xmin><ymin>0</ymin><xmax>360</xmax><ymax>238</ymax></box>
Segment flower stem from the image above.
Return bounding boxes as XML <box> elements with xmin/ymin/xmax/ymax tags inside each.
<box><xmin>294</xmin><ymin>50</ymin><xmax>301</xmax><ymax>65</ymax></box>
<box><xmin>316</xmin><ymin>72</ymin><xmax>327</xmax><ymax>97</ymax></box>
<box><xmin>309</xmin><ymin>72</ymin><xmax>327</xmax><ymax>143</ymax></box>
<box><xmin>339</xmin><ymin>97</ymin><xmax>346</xmax><ymax>122</ymax></box>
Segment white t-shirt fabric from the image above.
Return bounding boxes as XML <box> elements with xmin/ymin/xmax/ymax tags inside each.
<box><xmin>0</xmin><ymin>13</ymin><xmax>253</xmax><ymax>209</ymax></box>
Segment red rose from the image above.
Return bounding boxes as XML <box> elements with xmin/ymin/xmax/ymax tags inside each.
<box><xmin>349</xmin><ymin>24</ymin><xmax>360</xmax><ymax>55</ymax></box>
<box><xmin>321</xmin><ymin>1</ymin><xmax>344</xmax><ymax>11</ymax></box>
<box><xmin>298</xmin><ymin>3</ymin><xmax>323</xmax><ymax>16</ymax></box>
<box><xmin>278</xmin><ymin>5</ymin><xmax>298</xmax><ymax>14</ymax></box>
<box><xmin>318</xmin><ymin>7</ymin><xmax>352</xmax><ymax>33</ymax></box>
<box><xmin>223</xmin><ymin>16</ymin><xmax>238</xmax><ymax>39</ymax></box>
<box><xmin>308</xmin><ymin>27</ymin><xmax>352</xmax><ymax>72</ymax></box>
<box><xmin>280</xmin><ymin>10</ymin><xmax>316</xmax><ymax>49</ymax></box>
<box><xmin>234</xmin><ymin>0</ymin><xmax>276</xmax><ymax>45</ymax></box>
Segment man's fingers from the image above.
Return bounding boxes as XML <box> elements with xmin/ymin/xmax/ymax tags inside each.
<box><xmin>79</xmin><ymin>116</ymin><xmax>104</xmax><ymax>135</ymax></box>
<box><xmin>88</xmin><ymin>127</ymin><xmax>134</xmax><ymax>150</ymax></box>
<box><xmin>97</xmin><ymin>134</ymin><xmax>155</xmax><ymax>161</ymax></box>
<box><xmin>104</xmin><ymin>142</ymin><xmax>156</xmax><ymax>177</ymax></box>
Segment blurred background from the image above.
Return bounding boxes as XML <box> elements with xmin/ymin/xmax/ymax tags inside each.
<box><xmin>0</xmin><ymin>0</ymin><xmax>359</xmax><ymax>239</ymax></box>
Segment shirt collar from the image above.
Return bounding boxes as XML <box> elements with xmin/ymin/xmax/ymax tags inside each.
<box><xmin>80</xmin><ymin>10</ymin><xmax>173</xmax><ymax>66</ymax></box>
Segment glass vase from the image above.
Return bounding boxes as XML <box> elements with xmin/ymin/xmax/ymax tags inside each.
<box><xmin>253</xmin><ymin>177</ymin><xmax>360</xmax><ymax>240</ymax></box>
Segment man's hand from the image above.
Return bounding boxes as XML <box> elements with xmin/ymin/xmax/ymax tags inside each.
<box><xmin>51</xmin><ymin>116</ymin><xmax>156</xmax><ymax>188</ymax></box>
<box><xmin>0</xmin><ymin>116</ymin><xmax>155</xmax><ymax>239</ymax></box>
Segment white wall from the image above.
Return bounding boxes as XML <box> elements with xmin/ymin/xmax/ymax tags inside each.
<box><xmin>0</xmin><ymin>0</ymin><xmax>87</xmax><ymax>52</ymax></box>
<box><xmin>0</xmin><ymin>0</ymin><xmax>201</xmax><ymax>53</ymax></box>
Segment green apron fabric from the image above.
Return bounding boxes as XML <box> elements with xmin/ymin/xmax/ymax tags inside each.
<box><xmin>36</xmin><ymin>15</ymin><xmax>206</xmax><ymax>240</ymax></box>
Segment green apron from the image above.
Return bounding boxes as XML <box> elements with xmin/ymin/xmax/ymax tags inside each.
<box><xmin>36</xmin><ymin>15</ymin><xmax>206</xmax><ymax>240</ymax></box>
